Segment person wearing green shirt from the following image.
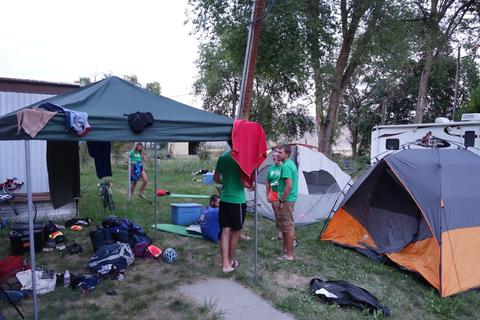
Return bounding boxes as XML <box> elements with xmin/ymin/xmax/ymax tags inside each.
<box><xmin>265</xmin><ymin>147</ymin><xmax>283</xmax><ymax>240</ymax></box>
<box><xmin>276</xmin><ymin>144</ymin><xmax>298</xmax><ymax>261</ymax></box>
<box><xmin>128</xmin><ymin>142</ymin><xmax>148</xmax><ymax>199</ymax></box>
<box><xmin>213</xmin><ymin>141</ymin><xmax>252</xmax><ymax>273</ymax></box>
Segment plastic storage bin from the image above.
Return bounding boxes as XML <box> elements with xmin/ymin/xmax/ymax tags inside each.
<box><xmin>171</xmin><ymin>203</ymin><xmax>203</xmax><ymax>226</ymax></box>
<box><xmin>202</xmin><ymin>172</ymin><xmax>214</xmax><ymax>185</ymax></box>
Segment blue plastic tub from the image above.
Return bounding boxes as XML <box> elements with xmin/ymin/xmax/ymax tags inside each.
<box><xmin>203</xmin><ymin>172</ymin><xmax>214</xmax><ymax>185</ymax></box>
<box><xmin>171</xmin><ymin>203</ymin><xmax>203</xmax><ymax>226</ymax></box>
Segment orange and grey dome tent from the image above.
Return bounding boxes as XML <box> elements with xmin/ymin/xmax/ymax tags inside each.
<box><xmin>321</xmin><ymin>149</ymin><xmax>480</xmax><ymax>297</ymax></box>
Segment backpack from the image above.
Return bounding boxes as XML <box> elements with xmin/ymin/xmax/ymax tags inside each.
<box><xmin>88</xmin><ymin>243</ymin><xmax>134</xmax><ymax>275</ymax></box>
<box><xmin>102</xmin><ymin>217</ymin><xmax>152</xmax><ymax>248</ymax></box>
<box><xmin>89</xmin><ymin>227</ymin><xmax>115</xmax><ymax>252</ymax></box>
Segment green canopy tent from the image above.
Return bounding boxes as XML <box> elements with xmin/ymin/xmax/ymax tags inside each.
<box><xmin>0</xmin><ymin>76</ymin><xmax>234</xmax><ymax>319</ymax></box>
<box><xmin>0</xmin><ymin>76</ymin><xmax>233</xmax><ymax>141</ymax></box>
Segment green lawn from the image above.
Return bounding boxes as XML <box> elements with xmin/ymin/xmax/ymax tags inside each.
<box><xmin>1</xmin><ymin>155</ymin><xmax>479</xmax><ymax>319</ymax></box>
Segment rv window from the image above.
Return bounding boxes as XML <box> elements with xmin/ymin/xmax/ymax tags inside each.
<box><xmin>464</xmin><ymin>131</ymin><xmax>476</xmax><ymax>147</ymax></box>
<box><xmin>386</xmin><ymin>139</ymin><xmax>399</xmax><ymax>150</ymax></box>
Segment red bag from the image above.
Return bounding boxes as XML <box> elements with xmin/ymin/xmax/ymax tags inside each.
<box><xmin>0</xmin><ymin>256</ymin><xmax>28</xmax><ymax>285</ymax></box>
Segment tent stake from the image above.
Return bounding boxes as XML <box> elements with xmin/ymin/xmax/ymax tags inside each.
<box><xmin>253</xmin><ymin>167</ymin><xmax>258</xmax><ymax>283</ymax></box>
<box><xmin>25</xmin><ymin>140</ymin><xmax>38</xmax><ymax>320</ymax></box>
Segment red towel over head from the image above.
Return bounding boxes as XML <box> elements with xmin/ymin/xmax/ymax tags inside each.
<box><xmin>231</xmin><ymin>119</ymin><xmax>268</xmax><ymax>178</ymax></box>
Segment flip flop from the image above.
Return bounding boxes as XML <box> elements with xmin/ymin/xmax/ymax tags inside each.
<box><xmin>276</xmin><ymin>255</ymin><xmax>295</xmax><ymax>262</ymax></box>
<box><xmin>231</xmin><ymin>260</ymin><xmax>240</xmax><ymax>268</ymax></box>
<box><xmin>222</xmin><ymin>266</ymin><xmax>236</xmax><ymax>273</ymax></box>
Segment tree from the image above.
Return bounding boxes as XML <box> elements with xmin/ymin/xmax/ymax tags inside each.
<box><xmin>74</xmin><ymin>74</ymin><xmax>162</xmax><ymax>96</ymax></box>
<box><xmin>74</xmin><ymin>77</ymin><xmax>92</xmax><ymax>86</ymax></box>
<box><xmin>146</xmin><ymin>81</ymin><xmax>162</xmax><ymax>95</ymax></box>
<box><xmin>408</xmin><ymin>0</ymin><xmax>478</xmax><ymax>123</ymax></box>
<box><xmin>188</xmin><ymin>0</ymin><xmax>313</xmax><ymax>140</ymax></box>
<box><xmin>123</xmin><ymin>74</ymin><xmax>141</xmax><ymax>86</ymax></box>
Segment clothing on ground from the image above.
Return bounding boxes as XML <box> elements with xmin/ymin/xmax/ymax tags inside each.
<box><xmin>219</xmin><ymin>201</ymin><xmax>246</xmax><ymax>231</ymax></box>
<box><xmin>278</xmin><ymin>159</ymin><xmax>298</xmax><ymax>202</ymax></box>
<box><xmin>231</xmin><ymin>119</ymin><xmax>268</xmax><ymax>177</ymax></box>
<box><xmin>87</xmin><ymin>141</ymin><xmax>112</xmax><ymax>179</ymax></box>
<box><xmin>47</xmin><ymin>141</ymin><xmax>80</xmax><ymax>209</ymax></box>
<box><xmin>16</xmin><ymin>108</ymin><xmax>57</xmax><ymax>138</ymax></box>
<box><xmin>215</xmin><ymin>150</ymin><xmax>246</xmax><ymax>204</ymax></box>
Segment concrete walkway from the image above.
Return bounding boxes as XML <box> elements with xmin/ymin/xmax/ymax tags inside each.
<box><xmin>179</xmin><ymin>278</ymin><xmax>295</xmax><ymax>320</ymax></box>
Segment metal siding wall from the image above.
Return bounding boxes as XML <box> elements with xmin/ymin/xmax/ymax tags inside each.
<box><xmin>0</xmin><ymin>92</ymin><xmax>53</xmax><ymax>192</ymax></box>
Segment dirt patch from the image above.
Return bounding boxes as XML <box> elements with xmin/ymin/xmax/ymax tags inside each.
<box><xmin>274</xmin><ymin>270</ymin><xmax>311</xmax><ymax>291</ymax></box>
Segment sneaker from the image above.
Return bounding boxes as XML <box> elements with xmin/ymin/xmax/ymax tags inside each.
<box><xmin>139</xmin><ymin>193</ymin><xmax>146</xmax><ymax>199</ymax></box>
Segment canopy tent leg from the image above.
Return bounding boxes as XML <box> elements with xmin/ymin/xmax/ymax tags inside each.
<box><xmin>253</xmin><ymin>167</ymin><xmax>258</xmax><ymax>283</ymax></box>
<box><xmin>25</xmin><ymin>140</ymin><xmax>38</xmax><ymax>320</ymax></box>
<box><xmin>154</xmin><ymin>142</ymin><xmax>158</xmax><ymax>242</ymax></box>
<box><xmin>127</xmin><ymin>152</ymin><xmax>131</xmax><ymax>200</ymax></box>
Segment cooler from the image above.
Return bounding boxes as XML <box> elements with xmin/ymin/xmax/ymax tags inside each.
<box><xmin>202</xmin><ymin>172</ymin><xmax>214</xmax><ymax>185</ymax></box>
<box><xmin>171</xmin><ymin>203</ymin><xmax>202</xmax><ymax>226</ymax></box>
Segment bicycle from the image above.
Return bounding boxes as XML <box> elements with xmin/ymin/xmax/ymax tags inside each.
<box><xmin>0</xmin><ymin>178</ymin><xmax>37</xmax><ymax>221</ymax></box>
<box><xmin>97</xmin><ymin>179</ymin><xmax>115</xmax><ymax>212</ymax></box>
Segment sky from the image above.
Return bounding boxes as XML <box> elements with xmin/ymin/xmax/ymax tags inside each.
<box><xmin>0</xmin><ymin>0</ymin><xmax>202</xmax><ymax>106</ymax></box>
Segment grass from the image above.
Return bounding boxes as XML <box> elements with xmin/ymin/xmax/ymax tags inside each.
<box><xmin>1</xmin><ymin>154</ymin><xmax>480</xmax><ymax>319</ymax></box>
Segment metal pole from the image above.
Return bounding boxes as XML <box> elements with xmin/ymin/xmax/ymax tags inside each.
<box><xmin>127</xmin><ymin>152</ymin><xmax>131</xmax><ymax>200</ymax></box>
<box><xmin>452</xmin><ymin>46</ymin><xmax>461</xmax><ymax>121</ymax></box>
<box><xmin>154</xmin><ymin>142</ymin><xmax>158</xmax><ymax>242</ymax></box>
<box><xmin>253</xmin><ymin>167</ymin><xmax>258</xmax><ymax>283</ymax></box>
<box><xmin>236</xmin><ymin>0</ymin><xmax>266</xmax><ymax>120</ymax></box>
<box><xmin>25</xmin><ymin>140</ymin><xmax>38</xmax><ymax>320</ymax></box>
<box><xmin>237</xmin><ymin>2</ymin><xmax>255</xmax><ymax>119</ymax></box>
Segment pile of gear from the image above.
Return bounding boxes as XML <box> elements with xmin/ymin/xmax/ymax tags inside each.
<box><xmin>0</xmin><ymin>215</ymin><xmax>177</xmax><ymax>317</ymax></box>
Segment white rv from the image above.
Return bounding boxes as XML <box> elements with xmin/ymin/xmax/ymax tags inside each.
<box><xmin>370</xmin><ymin>114</ymin><xmax>480</xmax><ymax>163</ymax></box>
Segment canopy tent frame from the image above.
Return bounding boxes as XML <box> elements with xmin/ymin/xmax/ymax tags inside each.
<box><xmin>0</xmin><ymin>76</ymin><xmax>266</xmax><ymax>319</ymax></box>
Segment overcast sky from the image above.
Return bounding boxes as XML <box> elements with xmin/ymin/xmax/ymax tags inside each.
<box><xmin>0</xmin><ymin>0</ymin><xmax>201</xmax><ymax>106</ymax></box>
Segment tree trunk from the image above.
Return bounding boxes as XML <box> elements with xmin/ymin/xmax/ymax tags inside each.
<box><xmin>380</xmin><ymin>96</ymin><xmax>388</xmax><ymax>125</ymax></box>
<box><xmin>351</xmin><ymin>126</ymin><xmax>358</xmax><ymax>156</ymax></box>
<box><xmin>414</xmin><ymin>47</ymin><xmax>434</xmax><ymax>123</ymax></box>
<box><xmin>304</xmin><ymin>0</ymin><xmax>324</xmax><ymax>150</ymax></box>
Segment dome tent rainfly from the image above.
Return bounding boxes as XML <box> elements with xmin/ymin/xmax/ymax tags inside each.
<box><xmin>249</xmin><ymin>144</ymin><xmax>352</xmax><ymax>225</ymax></box>
<box><xmin>0</xmin><ymin>76</ymin><xmax>234</xmax><ymax>319</ymax></box>
<box><xmin>321</xmin><ymin>149</ymin><xmax>480</xmax><ymax>297</ymax></box>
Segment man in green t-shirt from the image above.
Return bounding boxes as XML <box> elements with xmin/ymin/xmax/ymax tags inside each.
<box><xmin>265</xmin><ymin>147</ymin><xmax>283</xmax><ymax>239</ymax></box>
<box><xmin>213</xmin><ymin>141</ymin><xmax>252</xmax><ymax>273</ymax></box>
<box><xmin>276</xmin><ymin>144</ymin><xmax>298</xmax><ymax>261</ymax></box>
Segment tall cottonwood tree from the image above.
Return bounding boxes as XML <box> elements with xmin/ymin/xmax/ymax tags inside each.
<box><xmin>408</xmin><ymin>0</ymin><xmax>478</xmax><ymax>123</ymax></box>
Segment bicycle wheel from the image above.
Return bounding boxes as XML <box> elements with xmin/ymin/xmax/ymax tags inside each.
<box><xmin>102</xmin><ymin>190</ymin><xmax>110</xmax><ymax>212</ymax></box>
<box><xmin>13</xmin><ymin>196</ymin><xmax>38</xmax><ymax>221</ymax></box>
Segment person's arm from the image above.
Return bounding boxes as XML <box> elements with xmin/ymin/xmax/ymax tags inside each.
<box><xmin>279</xmin><ymin>178</ymin><xmax>292</xmax><ymax>208</ymax></box>
<box><xmin>241</xmin><ymin>171</ymin><xmax>254</xmax><ymax>189</ymax></box>
<box><xmin>265</xmin><ymin>181</ymin><xmax>271</xmax><ymax>198</ymax></box>
<box><xmin>213</xmin><ymin>170</ymin><xmax>222</xmax><ymax>184</ymax></box>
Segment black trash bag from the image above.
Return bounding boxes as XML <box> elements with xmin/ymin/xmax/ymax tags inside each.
<box><xmin>309</xmin><ymin>278</ymin><xmax>390</xmax><ymax>317</ymax></box>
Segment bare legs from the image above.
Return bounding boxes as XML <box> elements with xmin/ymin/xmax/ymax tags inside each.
<box><xmin>220</xmin><ymin>227</ymin><xmax>241</xmax><ymax>272</ymax></box>
<box><xmin>283</xmin><ymin>230</ymin><xmax>295</xmax><ymax>260</ymax></box>
<box><xmin>130</xmin><ymin>170</ymin><xmax>148</xmax><ymax>198</ymax></box>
